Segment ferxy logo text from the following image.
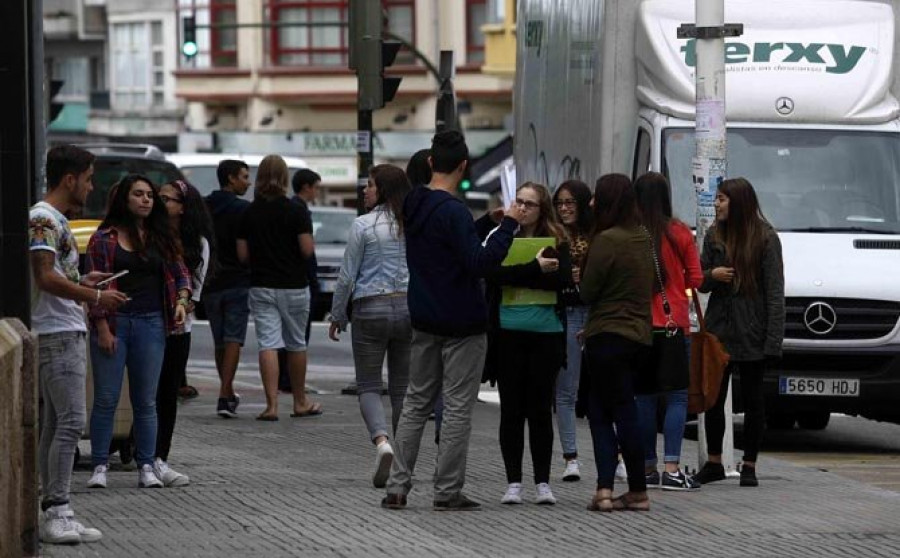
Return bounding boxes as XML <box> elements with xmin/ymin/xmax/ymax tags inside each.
<box><xmin>680</xmin><ymin>39</ymin><xmax>867</xmax><ymax>74</ymax></box>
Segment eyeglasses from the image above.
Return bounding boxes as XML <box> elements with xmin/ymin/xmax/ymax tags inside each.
<box><xmin>159</xmin><ymin>195</ymin><xmax>183</xmax><ymax>204</ymax></box>
<box><xmin>515</xmin><ymin>198</ymin><xmax>540</xmax><ymax>210</ymax></box>
<box><xmin>554</xmin><ymin>199</ymin><xmax>577</xmax><ymax>208</ymax></box>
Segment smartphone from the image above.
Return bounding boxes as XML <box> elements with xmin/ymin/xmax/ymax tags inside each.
<box><xmin>95</xmin><ymin>270</ymin><xmax>129</xmax><ymax>288</ymax></box>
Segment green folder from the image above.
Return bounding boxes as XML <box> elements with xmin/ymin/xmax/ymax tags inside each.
<box><xmin>501</xmin><ymin>237</ymin><xmax>558</xmax><ymax>306</ymax></box>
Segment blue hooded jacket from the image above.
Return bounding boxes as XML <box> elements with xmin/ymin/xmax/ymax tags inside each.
<box><xmin>403</xmin><ymin>187</ymin><xmax>517</xmax><ymax>337</ymax></box>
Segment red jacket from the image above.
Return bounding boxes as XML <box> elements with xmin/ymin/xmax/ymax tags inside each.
<box><xmin>652</xmin><ymin>221</ymin><xmax>703</xmax><ymax>332</ymax></box>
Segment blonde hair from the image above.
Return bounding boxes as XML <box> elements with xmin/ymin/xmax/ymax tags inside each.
<box><xmin>255</xmin><ymin>155</ymin><xmax>289</xmax><ymax>200</ymax></box>
<box><xmin>518</xmin><ymin>182</ymin><xmax>568</xmax><ymax>243</ymax></box>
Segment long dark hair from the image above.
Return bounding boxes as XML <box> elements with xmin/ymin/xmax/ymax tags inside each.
<box><xmin>370</xmin><ymin>164</ymin><xmax>412</xmax><ymax>237</ymax></box>
<box><xmin>590</xmin><ymin>173</ymin><xmax>640</xmax><ymax>236</ymax></box>
<box><xmin>634</xmin><ymin>172</ymin><xmax>679</xmax><ymax>288</ymax></box>
<box><xmin>712</xmin><ymin>177</ymin><xmax>771</xmax><ymax>295</ymax></box>
<box><xmin>405</xmin><ymin>148</ymin><xmax>432</xmax><ymax>187</ymax></box>
<box><xmin>166</xmin><ymin>180</ymin><xmax>216</xmax><ymax>284</ymax></box>
<box><xmin>100</xmin><ymin>174</ymin><xmax>180</xmax><ymax>261</ymax></box>
<box><xmin>553</xmin><ymin>179</ymin><xmax>593</xmax><ymax>235</ymax></box>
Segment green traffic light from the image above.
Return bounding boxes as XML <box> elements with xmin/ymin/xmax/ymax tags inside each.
<box><xmin>182</xmin><ymin>41</ymin><xmax>199</xmax><ymax>58</ymax></box>
<box><xmin>460</xmin><ymin>179</ymin><xmax>472</xmax><ymax>191</ymax></box>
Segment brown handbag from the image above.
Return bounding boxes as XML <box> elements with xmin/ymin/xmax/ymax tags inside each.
<box><xmin>688</xmin><ymin>289</ymin><xmax>730</xmax><ymax>414</ymax></box>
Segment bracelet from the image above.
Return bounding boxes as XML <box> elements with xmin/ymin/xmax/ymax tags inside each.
<box><xmin>95</xmin><ymin>289</ymin><xmax>101</xmax><ymax>304</ymax></box>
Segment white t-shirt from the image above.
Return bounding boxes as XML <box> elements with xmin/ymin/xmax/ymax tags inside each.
<box><xmin>183</xmin><ymin>236</ymin><xmax>210</xmax><ymax>334</ymax></box>
<box><xmin>29</xmin><ymin>201</ymin><xmax>87</xmax><ymax>335</ymax></box>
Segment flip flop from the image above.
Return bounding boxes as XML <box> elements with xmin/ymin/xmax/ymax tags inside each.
<box><xmin>290</xmin><ymin>403</ymin><xmax>323</xmax><ymax>418</ymax></box>
<box><xmin>255</xmin><ymin>413</ymin><xmax>279</xmax><ymax>422</ymax></box>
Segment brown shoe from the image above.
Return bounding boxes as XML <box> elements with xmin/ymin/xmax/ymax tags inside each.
<box><xmin>611</xmin><ymin>491</ymin><xmax>650</xmax><ymax>511</ymax></box>
<box><xmin>381</xmin><ymin>493</ymin><xmax>407</xmax><ymax>510</ymax></box>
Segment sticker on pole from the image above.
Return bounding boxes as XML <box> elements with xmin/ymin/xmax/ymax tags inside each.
<box><xmin>696</xmin><ymin>100</ymin><xmax>725</xmax><ymax>140</ymax></box>
<box><xmin>691</xmin><ymin>158</ymin><xmax>710</xmax><ymax>193</ymax></box>
<box><xmin>356</xmin><ymin>131</ymin><xmax>371</xmax><ymax>153</ymax></box>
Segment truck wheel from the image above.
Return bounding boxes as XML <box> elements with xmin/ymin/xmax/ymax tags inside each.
<box><xmin>767</xmin><ymin>413</ymin><xmax>796</xmax><ymax>430</ymax></box>
<box><xmin>797</xmin><ymin>412</ymin><xmax>830</xmax><ymax>430</ymax></box>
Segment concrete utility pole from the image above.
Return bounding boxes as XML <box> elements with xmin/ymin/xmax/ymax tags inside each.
<box><xmin>679</xmin><ymin>0</ymin><xmax>742</xmax><ymax>476</ymax></box>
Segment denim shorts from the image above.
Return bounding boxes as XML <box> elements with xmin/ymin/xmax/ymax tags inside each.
<box><xmin>249</xmin><ymin>287</ymin><xmax>310</xmax><ymax>352</ymax></box>
<box><xmin>203</xmin><ymin>287</ymin><xmax>250</xmax><ymax>347</ymax></box>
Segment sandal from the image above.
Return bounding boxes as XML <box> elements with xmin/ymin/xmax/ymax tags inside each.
<box><xmin>587</xmin><ymin>496</ymin><xmax>614</xmax><ymax>512</ymax></box>
<box><xmin>611</xmin><ymin>491</ymin><xmax>650</xmax><ymax>512</ymax></box>
<box><xmin>290</xmin><ymin>402</ymin><xmax>323</xmax><ymax>418</ymax></box>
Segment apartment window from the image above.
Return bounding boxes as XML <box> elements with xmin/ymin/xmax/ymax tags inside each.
<box><xmin>177</xmin><ymin>0</ymin><xmax>238</xmax><ymax>68</ymax></box>
<box><xmin>111</xmin><ymin>21</ymin><xmax>166</xmax><ymax>110</ymax></box>
<box><xmin>265</xmin><ymin>1</ymin><xmax>414</xmax><ymax>67</ymax></box>
<box><xmin>52</xmin><ymin>57</ymin><xmax>90</xmax><ymax>102</ymax></box>
<box><xmin>467</xmin><ymin>0</ymin><xmax>487</xmax><ymax>65</ymax></box>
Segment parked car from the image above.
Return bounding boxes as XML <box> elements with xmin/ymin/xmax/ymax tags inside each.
<box><xmin>310</xmin><ymin>206</ymin><xmax>357</xmax><ymax>321</ymax></box>
<box><xmin>71</xmin><ymin>143</ymin><xmax>185</xmax><ymax>263</ymax></box>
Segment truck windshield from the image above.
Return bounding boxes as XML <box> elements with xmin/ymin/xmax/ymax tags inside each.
<box><xmin>663</xmin><ymin>128</ymin><xmax>900</xmax><ymax>234</ymax></box>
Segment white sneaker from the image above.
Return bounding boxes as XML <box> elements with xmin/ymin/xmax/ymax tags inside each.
<box><xmin>562</xmin><ymin>459</ymin><xmax>581</xmax><ymax>482</ymax></box>
<box><xmin>87</xmin><ymin>464</ymin><xmax>108</xmax><ymax>489</ymax></box>
<box><xmin>501</xmin><ymin>483</ymin><xmax>524</xmax><ymax>505</ymax></box>
<box><xmin>57</xmin><ymin>506</ymin><xmax>102</xmax><ymax>543</ymax></box>
<box><xmin>615</xmin><ymin>460</ymin><xmax>628</xmax><ymax>481</ymax></box>
<box><xmin>40</xmin><ymin>506</ymin><xmax>80</xmax><ymax>545</ymax></box>
<box><xmin>138</xmin><ymin>464</ymin><xmax>163</xmax><ymax>488</ymax></box>
<box><xmin>535</xmin><ymin>482</ymin><xmax>557</xmax><ymax>505</ymax></box>
<box><xmin>373</xmin><ymin>441</ymin><xmax>394</xmax><ymax>489</ymax></box>
<box><xmin>153</xmin><ymin>458</ymin><xmax>190</xmax><ymax>487</ymax></box>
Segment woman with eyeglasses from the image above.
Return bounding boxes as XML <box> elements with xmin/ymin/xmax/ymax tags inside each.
<box><xmin>481</xmin><ymin>183</ymin><xmax>571</xmax><ymax>506</ymax></box>
<box><xmin>551</xmin><ymin>180</ymin><xmax>593</xmax><ymax>482</ymax></box>
<box><xmin>152</xmin><ymin>180</ymin><xmax>215</xmax><ymax>487</ymax></box>
<box><xmin>86</xmin><ymin>174</ymin><xmax>191</xmax><ymax>490</ymax></box>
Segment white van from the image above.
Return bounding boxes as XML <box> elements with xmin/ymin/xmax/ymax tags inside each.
<box><xmin>165</xmin><ymin>153</ymin><xmax>310</xmax><ymax>200</ymax></box>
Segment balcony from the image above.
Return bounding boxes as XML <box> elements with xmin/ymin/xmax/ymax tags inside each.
<box><xmin>481</xmin><ymin>0</ymin><xmax>516</xmax><ymax>77</ymax></box>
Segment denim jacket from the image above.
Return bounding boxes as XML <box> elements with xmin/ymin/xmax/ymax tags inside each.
<box><xmin>330</xmin><ymin>205</ymin><xmax>408</xmax><ymax>329</ymax></box>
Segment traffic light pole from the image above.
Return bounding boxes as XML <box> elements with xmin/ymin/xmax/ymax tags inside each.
<box><xmin>356</xmin><ymin>110</ymin><xmax>373</xmax><ymax>216</ymax></box>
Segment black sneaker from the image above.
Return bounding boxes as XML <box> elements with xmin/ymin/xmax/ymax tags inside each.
<box><xmin>381</xmin><ymin>493</ymin><xmax>407</xmax><ymax>510</ymax></box>
<box><xmin>662</xmin><ymin>469</ymin><xmax>701</xmax><ymax>491</ymax></box>
<box><xmin>433</xmin><ymin>493</ymin><xmax>481</xmax><ymax>511</ymax></box>
<box><xmin>645</xmin><ymin>470</ymin><xmax>660</xmax><ymax>488</ymax></box>
<box><xmin>740</xmin><ymin>464</ymin><xmax>758</xmax><ymax>487</ymax></box>
<box><xmin>217</xmin><ymin>397</ymin><xmax>237</xmax><ymax>418</ymax></box>
<box><xmin>694</xmin><ymin>462</ymin><xmax>726</xmax><ymax>484</ymax></box>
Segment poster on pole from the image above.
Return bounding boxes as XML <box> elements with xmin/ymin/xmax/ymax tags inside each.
<box><xmin>696</xmin><ymin>99</ymin><xmax>725</xmax><ymax>141</ymax></box>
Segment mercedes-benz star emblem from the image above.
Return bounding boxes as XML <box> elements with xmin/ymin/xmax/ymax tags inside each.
<box><xmin>776</xmin><ymin>97</ymin><xmax>795</xmax><ymax>115</ymax></box>
<box><xmin>803</xmin><ymin>301</ymin><xmax>837</xmax><ymax>335</ymax></box>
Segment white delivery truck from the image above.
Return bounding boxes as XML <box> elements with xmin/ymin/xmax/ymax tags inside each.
<box><xmin>515</xmin><ymin>0</ymin><xmax>900</xmax><ymax>429</ymax></box>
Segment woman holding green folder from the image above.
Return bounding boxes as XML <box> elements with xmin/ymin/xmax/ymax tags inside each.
<box><xmin>481</xmin><ymin>182</ymin><xmax>571</xmax><ymax>506</ymax></box>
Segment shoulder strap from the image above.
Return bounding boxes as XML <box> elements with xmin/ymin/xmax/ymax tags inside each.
<box><xmin>691</xmin><ymin>288</ymin><xmax>708</xmax><ymax>333</ymax></box>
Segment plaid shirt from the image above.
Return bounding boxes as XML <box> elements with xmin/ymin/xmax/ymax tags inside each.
<box><xmin>86</xmin><ymin>227</ymin><xmax>191</xmax><ymax>335</ymax></box>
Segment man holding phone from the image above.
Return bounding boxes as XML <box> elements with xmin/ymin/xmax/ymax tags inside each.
<box><xmin>29</xmin><ymin>145</ymin><xmax>128</xmax><ymax>544</ymax></box>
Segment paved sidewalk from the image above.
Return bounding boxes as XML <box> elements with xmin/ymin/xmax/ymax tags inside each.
<box><xmin>47</xmin><ymin>378</ymin><xmax>900</xmax><ymax>558</ymax></box>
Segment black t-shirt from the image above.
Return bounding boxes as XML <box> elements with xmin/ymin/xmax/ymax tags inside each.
<box><xmin>114</xmin><ymin>244</ymin><xmax>163</xmax><ymax>314</ymax></box>
<box><xmin>237</xmin><ymin>195</ymin><xmax>312</xmax><ymax>289</ymax></box>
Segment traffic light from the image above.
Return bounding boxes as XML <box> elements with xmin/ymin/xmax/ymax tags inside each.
<box><xmin>48</xmin><ymin>79</ymin><xmax>65</xmax><ymax>123</ymax></box>
<box><xmin>182</xmin><ymin>16</ymin><xmax>198</xmax><ymax>58</ymax></box>
<box><xmin>460</xmin><ymin>179</ymin><xmax>472</xmax><ymax>192</ymax></box>
<box><xmin>350</xmin><ymin>1</ymin><xmax>402</xmax><ymax>110</ymax></box>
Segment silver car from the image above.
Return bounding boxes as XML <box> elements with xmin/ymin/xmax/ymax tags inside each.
<box><xmin>310</xmin><ymin>205</ymin><xmax>357</xmax><ymax>321</ymax></box>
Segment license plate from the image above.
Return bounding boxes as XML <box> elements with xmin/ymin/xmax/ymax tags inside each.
<box><xmin>778</xmin><ymin>377</ymin><xmax>860</xmax><ymax>397</ymax></box>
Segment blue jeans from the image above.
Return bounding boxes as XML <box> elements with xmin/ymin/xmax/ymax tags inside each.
<box><xmin>556</xmin><ymin>305</ymin><xmax>587</xmax><ymax>459</ymax></box>
<box><xmin>635</xmin><ymin>336</ymin><xmax>691</xmax><ymax>467</ymax></box>
<box><xmin>90</xmin><ymin>312</ymin><xmax>166</xmax><ymax>467</ymax></box>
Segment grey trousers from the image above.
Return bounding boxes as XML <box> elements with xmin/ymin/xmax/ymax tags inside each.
<box><xmin>351</xmin><ymin>295</ymin><xmax>411</xmax><ymax>441</ymax></box>
<box><xmin>38</xmin><ymin>331</ymin><xmax>87</xmax><ymax>509</ymax></box>
<box><xmin>386</xmin><ymin>329</ymin><xmax>487</xmax><ymax>501</ymax></box>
